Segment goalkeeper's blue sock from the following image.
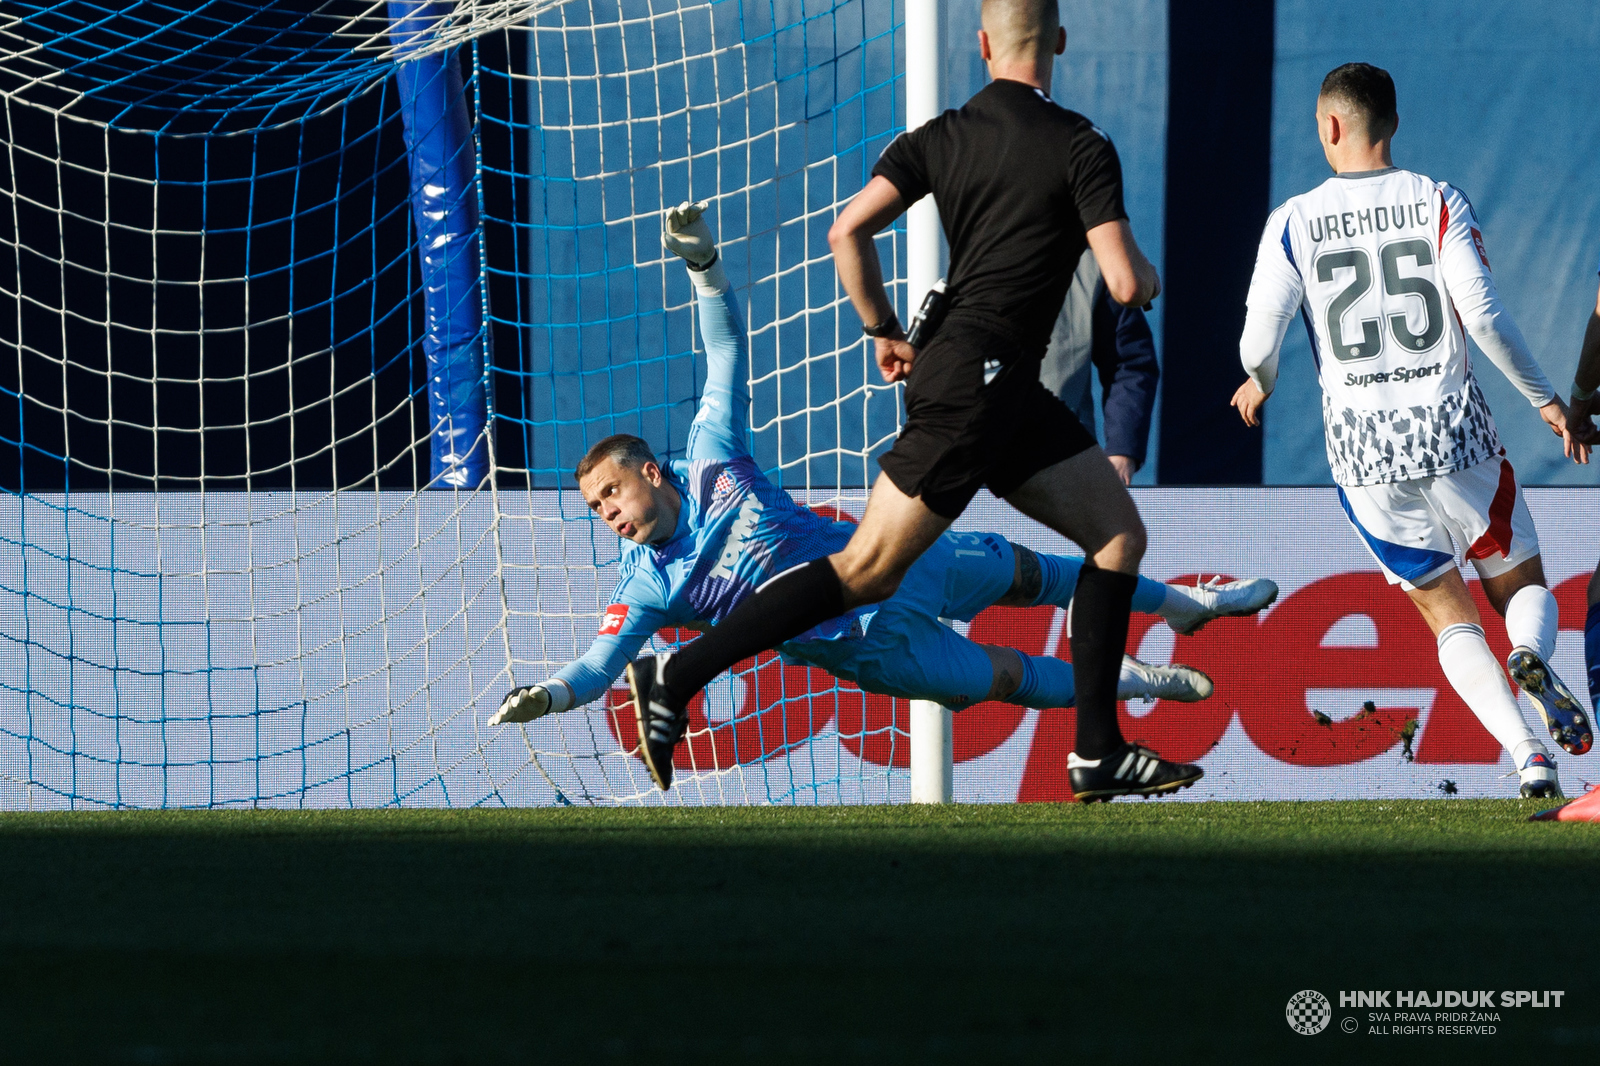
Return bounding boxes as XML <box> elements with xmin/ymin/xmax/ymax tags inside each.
<box><xmin>1033</xmin><ymin>551</ymin><xmax>1166</xmax><ymax>614</ymax></box>
<box><xmin>1009</xmin><ymin>653</ymin><xmax>1075</xmax><ymax>709</ymax></box>
<box><xmin>1586</xmin><ymin>599</ymin><xmax>1600</xmax><ymax>715</ymax></box>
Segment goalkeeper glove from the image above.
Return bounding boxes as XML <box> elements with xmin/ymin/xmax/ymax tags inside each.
<box><xmin>661</xmin><ymin>200</ymin><xmax>718</xmax><ymax>269</ymax></box>
<box><xmin>489</xmin><ymin>683</ymin><xmax>553</xmax><ymax>727</ymax></box>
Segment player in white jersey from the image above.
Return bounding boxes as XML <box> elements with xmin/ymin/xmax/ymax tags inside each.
<box><xmin>1230</xmin><ymin>62</ymin><xmax>1592</xmax><ymax>798</ymax></box>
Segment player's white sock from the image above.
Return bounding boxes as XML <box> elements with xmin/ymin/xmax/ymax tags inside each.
<box><xmin>1436</xmin><ymin>622</ymin><xmax>1540</xmax><ymax>757</ymax></box>
<box><xmin>1504</xmin><ymin>584</ymin><xmax>1557</xmax><ymax>660</ymax></box>
<box><xmin>1510</xmin><ymin>737</ymin><xmax>1549</xmax><ymax>768</ymax></box>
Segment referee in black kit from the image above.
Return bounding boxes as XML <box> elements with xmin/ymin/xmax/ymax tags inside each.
<box><xmin>628</xmin><ymin>0</ymin><xmax>1201</xmax><ymax>800</ymax></box>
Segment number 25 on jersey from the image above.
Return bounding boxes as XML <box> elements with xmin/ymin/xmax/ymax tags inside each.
<box><xmin>1314</xmin><ymin>238</ymin><xmax>1444</xmax><ymax>362</ymax></box>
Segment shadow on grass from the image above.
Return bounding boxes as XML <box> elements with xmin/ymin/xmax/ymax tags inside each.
<box><xmin>1</xmin><ymin>802</ymin><xmax>1595</xmax><ymax>1063</ymax></box>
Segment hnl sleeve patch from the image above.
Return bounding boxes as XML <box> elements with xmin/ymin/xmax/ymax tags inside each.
<box><xmin>598</xmin><ymin>604</ymin><xmax>629</xmax><ymax>636</ymax></box>
<box><xmin>1470</xmin><ymin>227</ymin><xmax>1491</xmax><ymax>269</ymax></box>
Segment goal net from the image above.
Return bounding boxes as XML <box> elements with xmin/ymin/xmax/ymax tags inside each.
<box><xmin>0</xmin><ymin>0</ymin><xmax>910</xmax><ymax>808</ymax></box>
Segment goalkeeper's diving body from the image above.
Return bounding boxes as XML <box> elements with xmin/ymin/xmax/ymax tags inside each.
<box><xmin>492</xmin><ymin>205</ymin><xmax>1279</xmax><ymax>787</ymax></box>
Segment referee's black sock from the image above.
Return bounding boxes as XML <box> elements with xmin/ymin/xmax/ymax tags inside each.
<box><xmin>659</xmin><ymin>559</ymin><xmax>846</xmax><ymax>707</ymax></box>
<box><xmin>1070</xmin><ymin>566</ymin><xmax>1136</xmax><ymax>761</ymax></box>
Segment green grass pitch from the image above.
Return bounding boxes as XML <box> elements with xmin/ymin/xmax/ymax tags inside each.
<box><xmin>2</xmin><ymin>800</ymin><xmax>1597</xmax><ymax>1064</ymax></box>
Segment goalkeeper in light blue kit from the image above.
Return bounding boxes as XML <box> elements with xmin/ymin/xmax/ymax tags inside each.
<box><xmin>492</xmin><ymin>205</ymin><xmax>1277</xmax><ymax>788</ymax></box>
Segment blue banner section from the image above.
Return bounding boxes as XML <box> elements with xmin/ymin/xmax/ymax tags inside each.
<box><xmin>390</xmin><ymin>1</ymin><xmax>490</xmax><ymax>489</ymax></box>
<box><xmin>1264</xmin><ymin>0</ymin><xmax>1600</xmax><ymax>486</ymax></box>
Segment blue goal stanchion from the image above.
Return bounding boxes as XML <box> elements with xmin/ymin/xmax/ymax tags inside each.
<box><xmin>389</xmin><ymin>0</ymin><xmax>491</xmax><ymax>490</ymax></box>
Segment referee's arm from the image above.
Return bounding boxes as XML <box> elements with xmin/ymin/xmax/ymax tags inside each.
<box><xmin>829</xmin><ymin>176</ymin><xmax>916</xmax><ymax>382</ymax></box>
<box><xmin>1085</xmin><ymin>219</ymin><xmax>1160</xmax><ymax>308</ymax></box>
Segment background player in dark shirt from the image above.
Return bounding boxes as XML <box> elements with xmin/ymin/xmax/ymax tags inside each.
<box><xmin>1041</xmin><ymin>248</ymin><xmax>1160</xmax><ymax>484</ymax></box>
<box><xmin>628</xmin><ymin>0</ymin><xmax>1202</xmax><ymax>802</ymax></box>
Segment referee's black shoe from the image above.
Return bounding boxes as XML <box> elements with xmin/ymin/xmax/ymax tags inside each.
<box><xmin>1068</xmin><ymin>742</ymin><xmax>1203</xmax><ymax>802</ymax></box>
<box><xmin>627</xmin><ymin>651</ymin><xmax>689</xmax><ymax>791</ymax></box>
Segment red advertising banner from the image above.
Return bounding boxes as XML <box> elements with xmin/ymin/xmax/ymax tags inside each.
<box><xmin>588</xmin><ymin>488</ymin><xmax>1597</xmax><ymax>803</ymax></box>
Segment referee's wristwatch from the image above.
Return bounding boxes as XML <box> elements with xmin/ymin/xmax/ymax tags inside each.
<box><xmin>862</xmin><ymin>313</ymin><xmax>903</xmax><ymax>340</ymax></box>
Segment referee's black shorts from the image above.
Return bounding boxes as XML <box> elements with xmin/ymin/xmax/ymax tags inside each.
<box><xmin>878</xmin><ymin>314</ymin><xmax>1098</xmax><ymax>520</ymax></box>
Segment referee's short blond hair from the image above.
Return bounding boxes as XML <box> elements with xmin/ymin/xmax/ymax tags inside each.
<box><xmin>981</xmin><ymin>0</ymin><xmax>1061</xmax><ymax>64</ymax></box>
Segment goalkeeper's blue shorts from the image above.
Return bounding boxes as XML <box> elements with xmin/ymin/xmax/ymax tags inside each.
<box><xmin>783</xmin><ymin>528</ymin><xmax>1016</xmax><ymax>710</ymax></box>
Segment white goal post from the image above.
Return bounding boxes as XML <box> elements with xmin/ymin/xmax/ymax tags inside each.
<box><xmin>0</xmin><ymin>0</ymin><xmax>961</xmax><ymax>809</ymax></box>
<box><xmin>905</xmin><ymin>0</ymin><xmax>952</xmax><ymax>805</ymax></box>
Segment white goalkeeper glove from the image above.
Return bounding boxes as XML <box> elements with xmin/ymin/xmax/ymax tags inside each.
<box><xmin>662</xmin><ymin>200</ymin><xmax>718</xmax><ymax>269</ymax></box>
<box><xmin>489</xmin><ymin>683</ymin><xmax>554</xmax><ymax>726</ymax></box>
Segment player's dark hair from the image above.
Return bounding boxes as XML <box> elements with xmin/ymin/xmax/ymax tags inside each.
<box><xmin>574</xmin><ymin>434</ymin><xmax>657</xmax><ymax>483</ymax></box>
<box><xmin>1319</xmin><ymin>63</ymin><xmax>1397</xmax><ymax>141</ymax></box>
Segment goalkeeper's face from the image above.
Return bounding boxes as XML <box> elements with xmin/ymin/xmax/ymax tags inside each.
<box><xmin>579</xmin><ymin>456</ymin><xmax>680</xmax><ymax>545</ymax></box>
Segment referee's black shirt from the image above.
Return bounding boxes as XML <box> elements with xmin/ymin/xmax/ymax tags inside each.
<box><xmin>872</xmin><ymin>78</ymin><xmax>1127</xmax><ymax>352</ymax></box>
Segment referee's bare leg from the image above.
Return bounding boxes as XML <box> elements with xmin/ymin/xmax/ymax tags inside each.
<box><xmin>823</xmin><ymin>474</ymin><xmax>951</xmax><ymax>608</ymax></box>
<box><xmin>823</xmin><ymin>446</ymin><xmax>1142</xmax><ymax>603</ymax></box>
<box><xmin>826</xmin><ymin>451</ymin><xmax>1144</xmax><ymax>763</ymax></box>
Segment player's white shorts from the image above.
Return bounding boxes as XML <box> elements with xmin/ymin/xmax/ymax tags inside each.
<box><xmin>1337</xmin><ymin>455</ymin><xmax>1539</xmax><ymax>590</ymax></box>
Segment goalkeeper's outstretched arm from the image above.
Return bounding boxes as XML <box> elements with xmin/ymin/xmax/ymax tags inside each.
<box><xmin>490</xmin><ymin>625</ymin><xmax>657</xmax><ymax>726</ymax></box>
<box><xmin>492</xmin><ymin>568</ymin><xmax>673</xmax><ymax>725</ymax></box>
<box><xmin>492</xmin><ymin>203</ymin><xmax>744</xmax><ymax>728</ymax></box>
<box><xmin>664</xmin><ymin>201</ymin><xmax>752</xmax><ymax>462</ymax></box>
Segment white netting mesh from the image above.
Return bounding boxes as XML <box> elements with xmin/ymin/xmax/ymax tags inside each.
<box><xmin>487</xmin><ymin>0</ymin><xmax>908</xmax><ymax>805</ymax></box>
<box><xmin>0</xmin><ymin>0</ymin><xmax>911</xmax><ymax>809</ymax></box>
<box><xmin>0</xmin><ymin>1</ymin><xmax>571</xmax><ymax>131</ymax></box>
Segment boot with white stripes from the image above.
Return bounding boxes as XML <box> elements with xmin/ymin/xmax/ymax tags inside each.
<box><xmin>627</xmin><ymin>651</ymin><xmax>690</xmax><ymax>791</ymax></box>
<box><xmin>1067</xmin><ymin>742</ymin><xmax>1203</xmax><ymax>802</ymax></box>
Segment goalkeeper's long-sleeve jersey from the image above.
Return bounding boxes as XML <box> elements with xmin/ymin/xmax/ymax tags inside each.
<box><xmin>548</xmin><ymin>272</ymin><xmax>858</xmax><ymax>708</ymax></box>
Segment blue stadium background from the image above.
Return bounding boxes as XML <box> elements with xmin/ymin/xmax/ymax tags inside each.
<box><xmin>515</xmin><ymin>0</ymin><xmax>1600</xmax><ymax>489</ymax></box>
<box><xmin>4</xmin><ymin>1</ymin><xmax>1595</xmax><ymax>494</ymax></box>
